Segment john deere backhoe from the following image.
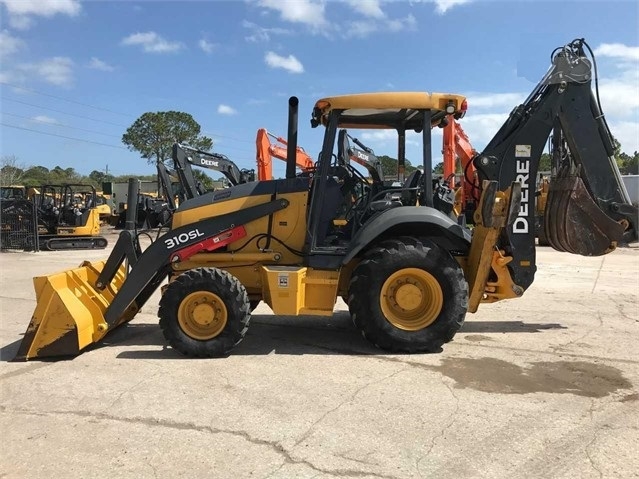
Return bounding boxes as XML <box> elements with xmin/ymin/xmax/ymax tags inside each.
<box><xmin>15</xmin><ymin>38</ymin><xmax>637</xmax><ymax>360</ymax></box>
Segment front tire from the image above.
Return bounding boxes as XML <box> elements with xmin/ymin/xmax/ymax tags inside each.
<box><xmin>348</xmin><ymin>237</ymin><xmax>468</xmax><ymax>353</ymax></box>
<box><xmin>159</xmin><ymin>267</ymin><xmax>250</xmax><ymax>357</ymax></box>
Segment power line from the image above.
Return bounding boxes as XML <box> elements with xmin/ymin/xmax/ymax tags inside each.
<box><xmin>1</xmin><ymin>97</ymin><xmax>129</xmax><ymax>127</ymax></box>
<box><xmin>0</xmin><ymin>81</ymin><xmax>133</xmax><ymax>118</ymax></box>
<box><xmin>2</xmin><ymin>112</ymin><xmax>122</xmax><ymax>139</ymax></box>
<box><xmin>206</xmin><ymin>131</ymin><xmax>255</xmax><ymax>144</ymax></box>
<box><xmin>0</xmin><ymin>122</ymin><xmax>128</xmax><ymax>150</ymax></box>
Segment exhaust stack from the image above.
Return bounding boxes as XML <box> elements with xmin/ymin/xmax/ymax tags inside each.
<box><xmin>286</xmin><ymin>96</ymin><xmax>299</xmax><ymax>180</ymax></box>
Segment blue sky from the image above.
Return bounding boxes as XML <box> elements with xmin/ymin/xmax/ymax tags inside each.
<box><xmin>1</xmin><ymin>0</ymin><xmax>638</xmax><ymax>179</ymax></box>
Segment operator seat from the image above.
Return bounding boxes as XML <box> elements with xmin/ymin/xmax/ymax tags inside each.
<box><xmin>401</xmin><ymin>170</ymin><xmax>422</xmax><ymax>206</ymax></box>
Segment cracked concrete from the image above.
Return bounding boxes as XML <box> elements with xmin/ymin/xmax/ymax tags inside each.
<box><xmin>0</xmin><ymin>245</ymin><xmax>638</xmax><ymax>478</ymax></box>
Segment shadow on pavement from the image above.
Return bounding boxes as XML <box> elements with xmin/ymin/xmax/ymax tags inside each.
<box><xmin>0</xmin><ymin>314</ymin><xmax>567</xmax><ymax>362</ymax></box>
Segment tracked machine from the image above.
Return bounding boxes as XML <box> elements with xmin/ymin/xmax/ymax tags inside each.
<box><xmin>36</xmin><ymin>184</ymin><xmax>108</xmax><ymax>251</ymax></box>
<box><xmin>15</xmin><ymin>38</ymin><xmax>637</xmax><ymax>360</ymax></box>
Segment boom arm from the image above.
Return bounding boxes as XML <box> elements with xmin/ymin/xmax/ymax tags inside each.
<box><xmin>473</xmin><ymin>38</ymin><xmax>637</xmax><ymax>292</ymax></box>
<box><xmin>255</xmin><ymin>128</ymin><xmax>314</xmax><ymax>181</ymax></box>
<box><xmin>173</xmin><ymin>144</ymin><xmax>255</xmax><ymax>197</ymax></box>
<box><xmin>345</xmin><ymin>132</ymin><xmax>385</xmax><ymax>183</ymax></box>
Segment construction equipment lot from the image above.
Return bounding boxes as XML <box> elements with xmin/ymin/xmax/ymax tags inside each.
<box><xmin>1</xmin><ymin>237</ymin><xmax>637</xmax><ymax>478</ymax></box>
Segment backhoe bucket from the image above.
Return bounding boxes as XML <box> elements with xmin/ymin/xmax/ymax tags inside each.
<box><xmin>14</xmin><ymin>260</ymin><xmax>131</xmax><ymax>361</ymax></box>
<box><xmin>544</xmin><ymin>174</ymin><xmax>625</xmax><ymax>256</ymax></box>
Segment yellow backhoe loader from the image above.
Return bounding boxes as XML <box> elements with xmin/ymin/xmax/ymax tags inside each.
<box><xmin>15</xmin><ymin>38</ymin><xmax>637</xmax><ymax>360</ymax></box>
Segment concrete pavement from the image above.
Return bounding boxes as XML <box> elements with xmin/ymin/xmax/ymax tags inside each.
<box><xmin>1</xmin><ymin>243</ymin><xmax>637</xmax><ymax>478</ymax></box>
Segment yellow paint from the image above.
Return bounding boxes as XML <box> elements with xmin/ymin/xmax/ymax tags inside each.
<box><xmin>261</xmin><ymin>266</ymin><xmax>339</xmax><ymax>316</ymax></box>
<box><xmin>18</xmin><ymin>260</ymin><xmax>129</xmax><ymax>359</ymax></box>
<box><xmin>379</xmin><ymin>268</ymin><xmax>443</xmax><ymax>331</ymax></box>
<box><xmin>177</xmin><ymin>291</ymin><xmax>228</xmax><ymax>340</ymax></box>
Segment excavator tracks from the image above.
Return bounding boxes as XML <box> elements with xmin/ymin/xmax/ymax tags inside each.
<box><xmin>41</xmin><ymin>236</ymin><xmax>108</xmax><ymax>251</ymax></box>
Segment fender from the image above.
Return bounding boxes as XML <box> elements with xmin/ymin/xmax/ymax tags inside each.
<box><xmin>342</xmin><ymin>207</ymin><xmax>471</xmax><ymax>265</ymax></box>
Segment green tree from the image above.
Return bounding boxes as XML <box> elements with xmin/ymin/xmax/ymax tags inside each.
<box><xmin>539</xmin><ymin>153</ymin><xmax>551</xmax><ymax>172</ymax></box>
<box><xmin>432</xmin><ymin>162</ymin><xmax>444</xmax><ymax>175</ymax></box>
<box><xmin>193</xmin><ymin>170</ymin><xmax>214</xmax><ymax>191</ymax></box>
<box><xmin>122</xmin><ymin>111</ymin><xmax>213</xmax><ymax>165</ymax></box>
<box><xmin>378</xmin><ymin>155</ymin><xmax>417</xmax><ymax>178</ymax></box>
<box><xmin>618</xmin><ymin>151</ymin><xmax>639</xmax><ymax>175</ymax></box>
<box><xmin>0</xmin><ymin>155</ymin><xmax>24</xmax><ymax>186</ymax></box>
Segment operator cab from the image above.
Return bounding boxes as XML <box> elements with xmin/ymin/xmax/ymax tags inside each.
<box><xmin>306</xmin><ymin>92</ymin><xmax>468</xmax><ymax>254</ymax></box>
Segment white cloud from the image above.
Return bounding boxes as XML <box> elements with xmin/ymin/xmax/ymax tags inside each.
<box><xmin>465</xmin><ymin>92</ymin><xmax>526</xmax><ymax>110</ymax></box>
<box><xmin>31</xmin><ymin>115</ymin><xmax>60</xmax><ymax>125</ymax></box>
<box><xmin>0</xmin><ymin>29</ymin><xmax>25</xmax><ymax>57</ymax></box>
<box><xmin>345</xmin><ymin>0</ymin><xmax>385</xmax><ymax>18</ymax></box>
<box><xmin>88</xmin><ymin>57</ymin><xmax>115</xmax><ymax>72</ymax></box>
<box><xmin>19</xmin><ymin>57</ymin><xmax>74</xmax><ymax>87</ymax></box>
<box><xmin>264</xmin><ymin>51</ymin><xmax>304</xmax><ymax>74</ymax></box>
<box><xmin>242</xmin><ymin>20</ymin><xmax>291</xmax><ymax>43</ymax></box>
<box><xmin>342</xmin><ymin>14</ymin><xmax>416</xmax><ymax>38</ymax></box>
<box><xmin>198</xmin><ymin>39</ymin><xmax>217</xmax><ymax>54</ymax></box>
<box><xmin>217</xmin><ymin>104</ymin><xmax>237</xmax><ymax>115</ymax></box>
<box><xmin>594</xmin><ymin>43</ymin><xmax>639</xmax><ymax>62</ymax></box>
<box><xmin>121</xmin><ymin>32</ymin><xmax>184</xmax><ymax>54</ymax></box>
<box><xmin>607</xmin><ymin>120</ymin><xmax>639</xmax><ymax>154</ymax></box>
<box><xmin>432</xmin><ymin>0</ymin><xmax>472</xmax><ymax>14</ymax></box>
<box><xmin>257</xmin><ymin>0</ymin><xmax>327</xmax><ymax>29</ymax></box>
<box><xmin>0</xmin><ymin>0</ymin><xmax>81</xmax><ymax>30</ymax></box>
<box><xmin>597</xmin><ymin>77</ymin><xmax>639</xmax><ymax>119</ymax></box>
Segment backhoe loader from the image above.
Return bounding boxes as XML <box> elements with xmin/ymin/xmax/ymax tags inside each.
<box><xmin>15</xmin><ymin>38</ymin><xmax>637</xmax><ymax>360</ymax></box>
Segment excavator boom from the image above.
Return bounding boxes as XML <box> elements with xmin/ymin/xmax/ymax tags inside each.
<box><xmin>256</xmin><ymin>128</ymin><xmax>314</xmax><ymax>180</ymax></box>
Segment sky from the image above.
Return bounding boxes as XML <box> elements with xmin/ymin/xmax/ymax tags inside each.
<box><xmin>0</xmin><ymin>0</ymin><xmax>638</xmax><ymax>180</ymax></box>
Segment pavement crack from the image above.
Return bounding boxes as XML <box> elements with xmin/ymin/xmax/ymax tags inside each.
<box><xmin>0</xmin><ymin>405</ymin><xmax>402</xmax><ymax>479</ymax></box>
<box><xmin>292</xmin><ymin>366</ymin><xmax>409</xmax><ymax>449</ymax></box>
<box><xmin>0</xmin><ymin>362</ymin><xmax>53</xmax><ymax>381</ymax></box>
<box><xmin>105</xmin><ymin>372</ymin><xmax>162</xmax><ymax>410</ymax></box>
<box><xmin>416</xmin><ymin>376</ymin><xmax>460</xmax><ymax>477</ymax></box>
<box><xmin>590</xmin><ymin>256</ymin><xmax>606</xmax><ymax>294</ymax></box>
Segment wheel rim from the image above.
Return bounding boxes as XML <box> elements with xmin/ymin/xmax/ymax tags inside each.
<box><xmin>178</xmin><ymin>291</ymin><xmax>228</xmax><ymax>340</ymax></box>
<box><xmin>380</xmin><ymin>268</ymin><xmax>443</xmax><ymax>331</ymax></box>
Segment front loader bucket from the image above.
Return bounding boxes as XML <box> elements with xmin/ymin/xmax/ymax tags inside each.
<box><xmin>544</xmin><ymin>174</ymin><xmax>625</xmax><ymax>256</ymax></box>
<box><xmin>14</xmin><ymin>260</ymin><xmax>131</xmax><ymax>361</ymax></box>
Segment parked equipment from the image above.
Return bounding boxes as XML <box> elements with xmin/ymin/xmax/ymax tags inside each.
<box><xmin>15</xmin><ymin>38</ymin><xmax>637</xmax><ymax>360</ymax></box>
<box><xmin>256</xmin><ymin>128</ymin><xmax>315</xmax><ymax>180</ymax></box>
<box><xmin>36</xmin><ymin>184</ymin><xmax>108</xmax><ymax>250</ymax></box>
<box><xmin>174</xmin><ymin>143</ymin><xmax>255</xmax><ymax>191</ymax></box>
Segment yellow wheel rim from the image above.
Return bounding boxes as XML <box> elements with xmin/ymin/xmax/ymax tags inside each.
<box><xmin>177</xmin><ymin>291</ymin><xmax>228</xmax><ymax>340</ymax></box>
<box><xmin>380</xmin><ymin>268</ymin><xmax>443</xmax><ymax>331</ymax></box>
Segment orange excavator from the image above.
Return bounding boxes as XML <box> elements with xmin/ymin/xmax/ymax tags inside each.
<box><xmin>256</xmin><ymin>128</ymin><xmax>314</xmax><ymax>180</ymax></box>
<box><xmin>441</xmin><ymin>117</ymin><xmax>479</xmax><ymax>218</ymax></box>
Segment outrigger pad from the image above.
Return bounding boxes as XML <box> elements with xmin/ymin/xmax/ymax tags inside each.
<box><xmin>544</xmin><ymin>174</ymin><xmax>625</xmax><ymax>256</ymax></box>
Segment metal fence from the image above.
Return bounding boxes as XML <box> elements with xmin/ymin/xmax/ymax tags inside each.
<box><xmin>0</xmin><ymin>199</ymin><xmax>39</xmax><ymax>252</ymax></box>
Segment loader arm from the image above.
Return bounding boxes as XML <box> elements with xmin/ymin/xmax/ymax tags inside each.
<box><xmin>472</xmin><ymin>38</ymin><xmax>637</xmax><ymax>292</ymax></box>
<box><xmin>15</xmin><ymin>197</ymin><xmax>290</xmax><ymax>360</ymax></box>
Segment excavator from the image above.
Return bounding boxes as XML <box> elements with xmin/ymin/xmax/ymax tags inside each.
<box><xmin>441</xmin><ymin>118</ymin><xmax>478</xmax><ymax>218</ymax></box>
<box><xmin>15</xmin><ymin>38</ymin><xmax>637</xmax><ymax>360</ymax></box>
<box><xmin>256</xmin><ymin>128</ymin><xmax>386</xmax><ymax>183</ymax></box>
<box><xmin>256</xmin><ymin>128</ymin><xmax>315</xmax><ymax>180</ymax></box>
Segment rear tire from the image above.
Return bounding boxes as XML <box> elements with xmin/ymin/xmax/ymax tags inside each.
<box><xmin>348</xmin><ymin>237</ymin><xmax>468</xmax><ymax>353</ymax></box>
<box><xmin>159</xmin><ymin>267</ymin><xmax>250</xmax><ymax>357</ymax></box>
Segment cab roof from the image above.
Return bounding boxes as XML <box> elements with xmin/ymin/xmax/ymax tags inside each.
<box><xmin>312</xmin><ymin>92</ymin><xmax>467</xmax><ymax>130</ymax></box>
